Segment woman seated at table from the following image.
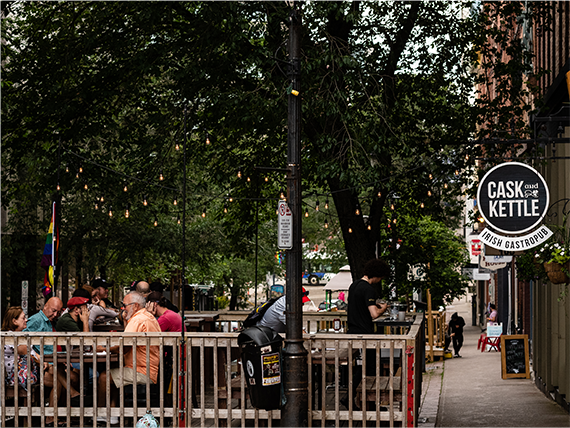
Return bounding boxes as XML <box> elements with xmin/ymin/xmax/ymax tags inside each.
<box><xmin>72</xmin><ymin>286</ymin><xmax>119</xmax><ymax>331</ymax></box>
<box><xmin>3</xmin><ymin>306</ymin><xmax>68</xmax><ymax>426</ymax></box>
<box><xmin>2</xmin><ymin>306</ymin><xmax>40</xmax><ymax>390</ymax></box>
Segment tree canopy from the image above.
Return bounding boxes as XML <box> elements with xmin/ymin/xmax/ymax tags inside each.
<box><xmin>2</xmin><ymin>1</ymin><xmax>550</xmax><ymax>307</ymax></box>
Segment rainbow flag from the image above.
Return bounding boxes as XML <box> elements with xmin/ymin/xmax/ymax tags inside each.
<box><xmin>40</xmin><ymin>201</ymin><xmax>58</xmax><ymax>297</ymax></box>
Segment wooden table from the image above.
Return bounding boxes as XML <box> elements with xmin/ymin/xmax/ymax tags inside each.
<box><xmin>44</xmin><ymin>350</ymin><xmax>119</xmax><ymax>364</ymax></box>
<box><xmin>373</xmin><ymin>316</ymin><xmax>413</xmax><ymax>334</ymax></box>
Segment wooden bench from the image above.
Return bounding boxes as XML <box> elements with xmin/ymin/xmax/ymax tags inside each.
<box><xmin>355</xmin><ymin>367</ymin><xmax>402</xmax><ymax>410</ymax></box>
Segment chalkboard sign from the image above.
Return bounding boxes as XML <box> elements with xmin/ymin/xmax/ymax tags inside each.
<box><xmin>501</xmin><ymin>334</ymin><xmax>530</xmax><ymax>379</ymax></box>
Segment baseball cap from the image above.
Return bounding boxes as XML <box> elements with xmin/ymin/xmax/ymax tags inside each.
<box><xmin>92</xmin><ymin>278</ymin><xmax>109</xmax><ymax>289</ymax></box>
<box><xmin>67</xmin><ymin>296</ymin><xmax>89</xmax><ymax>309</ymax></box>
<box><xmin>302</xmin><ymin>287</ymin><xmax>310</xmax><ymax>303</ymax></box>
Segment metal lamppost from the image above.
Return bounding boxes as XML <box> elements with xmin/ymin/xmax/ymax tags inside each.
<box><xmin>282</xmin><ymin>4</ymin><xmax>308</xmax><ymax>426</ymax></box>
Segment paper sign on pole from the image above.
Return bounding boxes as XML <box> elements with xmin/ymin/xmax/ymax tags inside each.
<box><xmin>277</xmin><ymin>200</ymin><xmax>293</xmax><ymax>250</ymax></box>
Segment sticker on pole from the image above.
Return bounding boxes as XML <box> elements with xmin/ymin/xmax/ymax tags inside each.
<box><xmin>277</xmin><ymin>200</ymin><xmax>293</xmax><ymax>249</ymax></box>
<box><xmin>261</xmin><ymin>352</ymin><xmax>281</xmax><ymax>386</ymax></box>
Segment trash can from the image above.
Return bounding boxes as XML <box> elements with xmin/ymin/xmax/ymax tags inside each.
<box><xmin>238</xmin><ymin>325</ymin><xmax>283</xmax><ymax>410</ymax></box>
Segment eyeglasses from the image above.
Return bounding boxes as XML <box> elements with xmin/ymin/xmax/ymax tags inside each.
<box><xmin>120</xmin><ymin>301</ymin><xmax>137</xmax><ymax>309</ymax></box>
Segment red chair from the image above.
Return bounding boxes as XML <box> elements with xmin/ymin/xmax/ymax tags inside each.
<box><xmin>481</xmin><ymin>334</ymin><xmax>501</xmax><ymax>352</ymax></box>
<box><xmin>477</xmin><ymin>333</ymin><xmax>487</xmax><ymax>350</ymax></box>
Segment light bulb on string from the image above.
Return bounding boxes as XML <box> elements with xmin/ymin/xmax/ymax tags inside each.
<box><xmin>421</xmin><ymin>202</ymin><xmax>425</xmax><ymax>208</ymax></box>
<box><xmin>325</xmin><ymin>198</ymin><xmax>329</xmax><ymax>209</ymax></box>
<box><xmin>173</xmin><ymin>196</ymin><xmax>178</xmax><ymax>206</ymax></box>
<box><xmin>159</xmin><ymin>169</ymin><xmax>164</xmax><ymax>181</ymax></box>
<box><xmin>315</xmin><ymin>199</ymin><xmax>320</xmax><ymax>211</ymax></box>
<box><xmin>57</xmin><ymin>183</ymin><xmax>61</xmax><ymax>191</ymax></box>
<box><xmin>108</xmin><ymin>206</ymin><xmax>113</xmax><ymax>217</ymax></box>
<box><xmin>177</xmin><ymin>215</ymin><xmax>181</xmax><ymax>225</ymax></box>
<box><xmin>324</xmin><ymin>218</ymin><xmax>329</xmax><ymax>229</ymax></box>
<box><xmin>247</xmin><ymin>176</ymin><xmax>251</xmax><ymax>182</ymax></box>
<box><xmin>84</xmin><ymin>183</ymin><xmax>88</xmax><ymax>190</ymax></box>
<box><xmin>455</xmin><ymin>170</ymin><xmax>459</xmax><ymax>176</ymax></box>
<box><xmin>175</xmin><ymin>142</ymin><xmax>180</xmax><ymax>151</ymax></box>
<box><xmin>65</xmin><ymin>164</ymin><xmax>69</xmax><ymax>173</ymax></box>
<box><xmin>355</xmin><ymin>204</ymin><xmax>360</xmax><ymax>216</ymax></box>
<box><xmin>348</xmin><ymin>226</ymin><xmax>353</xmax><ymax>233</ymax></box>
<box><xmin>143</xmin><ymin>195</ymin><xmax>148</xmax><ymax>206</ymax></box>
<box><xmin>390</xmin><ymin>203</ymin><xmax>395</xmax><ymax>210</ymax></box>
<box><xmin>305</xmin><ymin>207</ymin><xmax>309</xmax><ymax>218</ymax></box>
<box><xmin>76</xmin><ymin>172</ymin><xmax>80</xmax><ymax>179</ymax></box>
<box><xmin>154</xmin><ymin>216</ymin><xmax>158</xmax><ymax>227</ymax></box>
<box><xmin>123</xmin><ymin>182</ymin><xmax>128</xmax><ymax>192</ymax></box>
<box><xmin>223</xmin><ymin>202</ymin><xmax>228</xmax><ymax>214</ymax></box>
<box><xmin>95</xmin><ymin>202</ymin><xmax>99</xmax><ymax>210</ymax></box>
<box><xmin>377</xmin><ymin>190</ymin><xmax>382</xmax><ymax>198</ymax></box>
<box><xmin>100</xmin><ymin>195</ymin><xmax>105</xmax><ymax>203</ymax></box>
<box><xmin>393</xmin><ymin>218</ymin><xmax>397</xmax><ymax>224</ymax></box>
<box><xmin>202</xmin><ymin>208</ymin><xmax>206</xmax><ymax>218</ymax></box>
<box><xmin>444</xmin><ymin>183</ymin><xmax>448</xmax><ymax>189</ymax></box>
<box><xmin>427</xmin><ymin>190</ymin><xmax>432</xmax><ymax>197</ymax></box>
<box><xmin>205</xmin><ymin>132</ymin><xmax>210</xmax><ymax>145</ymax></box>
<box><xmin>280</xmin><ymin>189</ymin><xmax>286</xmax><ymax>199</ymax></box>
<box><xmin>125</xmin><ymin>204</ymin><xmax>130</xmax><ymax>218</ymax></box>
<box><xmin>237</xmin><ymin>167</ymin><xmax>242</xmax><ymax>179</ymax></box>
<box><xmin>367</xmin><ymin>224</ymin><xmax>371</xmax><ymax>230</ymax></box>
<box><xmin>429</xmin><ymin>173</ymin><xmax>433</xmax><ymax>180</ymax></box>
<box><xmin>465</xmin><ymin>154</ymin><xmax>469</xmax><ymax>161</ymax></box>
<box><xmin>264</xmin><ymin>176</ymin><xmax>269</xmax><ymax>182</ymax></box>
<box><xmin>79</xmin><ymin>165</ymin><xmax>83</xmax><ymax>173</ymax></box>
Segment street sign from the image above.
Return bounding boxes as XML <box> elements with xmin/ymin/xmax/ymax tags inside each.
<box><xmin>479</xmin><ymin>254</ymin><xmax>507</xmax><ymax>271</ymax></box>
<box><xmin>277</xmin><ymin>200</ymin><xmax>293</xmax><ymax>249</ymax></box>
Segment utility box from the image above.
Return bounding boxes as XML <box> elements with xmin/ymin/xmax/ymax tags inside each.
<box><xmin>238</xmin><ymin>325</ymin><xmax>283</xmax><ymax>410</ymax></box>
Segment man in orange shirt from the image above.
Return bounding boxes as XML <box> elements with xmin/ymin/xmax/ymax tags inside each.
<box><xmin>96</xmin><ymin>291</ymin><xmax>160</xmax><ymax>424</ymax></box>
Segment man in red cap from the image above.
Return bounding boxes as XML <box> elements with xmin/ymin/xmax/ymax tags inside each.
<box><xmin>56</xmin><ymin>296</ymin><xmax>90</xmax><ymax>333</ymax></box>
<box><xmin>257</xmin><ymin>287</ymin><xmax>310</xmax><ymax>333</ymax></box>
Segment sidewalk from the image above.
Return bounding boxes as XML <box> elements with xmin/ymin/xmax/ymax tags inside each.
<box><xmin>419</xmin><ymin>296</ymin><xmax>570</xmax><ymax>427</ymax></box>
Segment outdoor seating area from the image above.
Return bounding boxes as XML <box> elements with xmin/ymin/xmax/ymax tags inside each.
<box><xmin>1</xmin><ymin>312</ymin><xmax>423</xmax><ymax>427</ymax></box>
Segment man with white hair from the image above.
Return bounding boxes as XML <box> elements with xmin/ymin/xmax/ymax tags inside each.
<box><xmin>96</xmin><ymin>291</ymin><xmax>160</xmax><ymax>424</ymax></box>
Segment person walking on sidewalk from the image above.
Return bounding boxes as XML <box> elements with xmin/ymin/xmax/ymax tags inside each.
<box><xmin>449</xmin><ymin>312</ymin><xmax>465</xmax><ymax>358</ymax></box>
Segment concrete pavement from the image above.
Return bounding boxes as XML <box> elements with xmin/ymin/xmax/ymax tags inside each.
<box><xmin>419</xmin><ymin>295</ymin><xmax>570</xmax><ymax>427</ymax></box>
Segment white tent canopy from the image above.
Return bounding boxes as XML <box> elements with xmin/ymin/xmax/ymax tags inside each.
<box><xmin>323</xmin><ymin>265</ymin><xmax>353</xmax><ymax>291</ymax></box>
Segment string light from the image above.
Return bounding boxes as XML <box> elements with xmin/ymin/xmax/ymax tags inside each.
<box><xmin>377</xmin><ymin>190</ymin><xmax>381</xmax><ymax>198</ymax></box>
<box><xmin>205</xmin><ymin>132</ymin><xmax>210</xmax><ymax>145</ymax></box>
<box><xmin>159</xmin><ymin>169</ymin><xmax>164</xmax><ymax>181</ymax></box>
<box><xmin>100</xmin><ymin>195</ymin><xmax>105</xmax><ymax>203</ymax></box>
<box><xmin>202</xmin><ymin>207</ymin><xmax>206</xmax><ymax>218</ymax></box>
<box><xmin>154</xmin><ymin>216</ymin><xmax>158</xmax><ymax>227</ymax></box>
<box><xmin>421</xmin><ymin>202</ymin><xmax>425</xmax><ymax>208</ymax></box>
<box><xmin>79</xmin><ymin>165</ymin><xmax>83</xmax><ymax>173</ymax></box>
<box><xmin>280</xmin><ymin>189</ymin><xmax>286</xmax><ymax>199</ymax></box>
<box><xmin>65</xmin><ymin>164</ymin><xmax>69</xmax><ymax>173</ymax></box>
<box><xmin>223</xmin><ymin>202</ymin><xmax>228</xmax><ymax>214</ymax></box>
<box><xmin>355</xmin><ymin>203</ymin><xmax>360</xmax><ymax>216</ymax></box>
<box><xmin>348</xmin><ymin>226</ymin><xmax>353</xmax><ymax>233</ymax></box>
<box><xmin>429</xmin><ymin>173</ymin><xmax>433</xmax><ymax>180</ymax></box>
<box><xmin>315</xmin><ymin>199</ymin><xmax>320</xmax><ymax>211</ymax></box>
<box><xmin>305</xmin><ymin>207</ymin><xmax>309</xmax><ymax>217</ymax></box>
<box><xmin>455</xmin><ymin>170</ymin><xmax>459</xmax><ymax>176</ymax></box>
<box><xmin>175</xmin><ymin>142</ymin><xmax>180</xmax><ymax>151</ymax></box>
<box><xmin>247</xmin><ymin>176</ymin><xmax>251</xmax><ymax>182</ymax></box>
<box><xmin>84</xmin><ymin>183</ymin><xmax>88</xmax><ymax>190</ymax></box>
<box><xmin>367</xmin><ymin>224</ymin><xmax>371</xmax><ymax>230</ymax></box>
<box><xmin>123</xmin><ymin>182</ymin><xmax>128</xmax><ymax>192</ymax></box>
<box><xmin>143</xmin><ymin>195</ymin><xmax>148</xmax><ymax>206</ymax></box>
<box><xmin>325</xmin><ymin>198</ymin><xmax>329</xmax><ymax>209</ymax></box>
<box><xmin>173</xmin><ymin>197</ymin><xmax>178</xmax><ymax>206</ymax></box>
<box><xmin>57</xmin><ymin>183</ymin><xmax>61</xmax><ymax>191</ymax></box>
<box><xmin>125</xmin><ymin>204</ymin><xmax>130</xmax><ymax>218</ymax></box>
<box><xmin>95</xmin><ymin>202</ymin><xmax>99</xmax><ymax>210</ymax></box>
<box><xmin>427</xmin><ymin>190</ymin><xmax>432</xmax><ymax>197</ymax></box>
<box><xmin>237</xmin><ymin>167</ymin><xmax>242</xmax><ymax>179</ymax></box>
<box><xmin>108</xmin><ymin>206</ymin><xmax>113</xmax><ymax>217</ymax></box>
<box><xmin>264</xmin><ymin>176</ymin><xmax>269</xmax><ymax>182</ymax></box>
<box><xmin>76</xmin><ymin>172</ymin><xmax>80</xmax><ymax>179</ymax></box>
<box><xmin>393</xmin><ymin>218</ymin><xmax>397</xmax><ymax>224</ymax></box>
<box><xmin>229</xmin><ymin>196</ymin><xmax>233</xmax><ymax>202</ymax></box>
<box><xmin>324</xmin><ymin>218</ymin><xmax>329</xmax><ymax>228</ymax></box>
<box><xmin>177</xmin><ymin>215</ymin><xmax>181</xmax><ymax>225</ymax></box>
<box><xmin>465</xmin><ymin>154</ymin><xmax>469</xmax><ymax>161</ymax></box>
<box><xmin>444</xmin><ymin>183</ymin><xmax>448</xmax><ymax>189</ymax></box>
<box><xmin>390</xmin><ymin>203</ymin><xmax>395</xmax><ymax>210</ymax></box>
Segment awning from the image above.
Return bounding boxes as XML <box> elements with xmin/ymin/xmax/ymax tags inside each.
<box><xmin>323</xmin><ymin>265</ymin><xmax>352</xmax><ymax>291</ymax></box>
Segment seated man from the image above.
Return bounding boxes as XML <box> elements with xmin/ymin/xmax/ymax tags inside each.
<box><xmin>96</xmin><ymin>291</ymin><xmax>160</xmax><ymax>425</ymax></box>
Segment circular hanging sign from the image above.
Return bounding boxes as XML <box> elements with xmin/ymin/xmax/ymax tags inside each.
<box><xmin>477</xmin><ymin>162</ymin><xmax>549</xmax><ymax>235</ymax></box>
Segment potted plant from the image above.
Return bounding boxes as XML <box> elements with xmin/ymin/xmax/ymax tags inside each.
<box><xmin>542</xmin><ymin>217</ymin><xmax>570</xmax><ymax>284</ymax></box>
<box><xmin>516</xmin><ymin>250</ymin><xmax>547</xmax><ymax>281</ymax></box>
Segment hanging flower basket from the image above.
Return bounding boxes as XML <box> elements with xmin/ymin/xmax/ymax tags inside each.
<box><xmin>543</xmin><ymin>261</ymin><xmax>570</xmax><ymax>284</ymax></box>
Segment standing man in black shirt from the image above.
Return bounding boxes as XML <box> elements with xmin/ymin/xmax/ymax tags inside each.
<box><xmin>343</xmin><ymin>258</ymin><xmax>390</xmax><ymax>409</ymax></box>
<box><xmin>449</xmin><ymin>312</ymin><xmax>466</xmax><ymax>358</ymax></box>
